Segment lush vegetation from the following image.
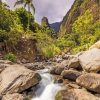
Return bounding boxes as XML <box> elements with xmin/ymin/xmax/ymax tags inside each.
<box><xmin>56</xmin><ymin>10</ymin><xmax>100</xmax><ymax>53</ymax></box>
<box><xmin>0</xmin><ymin>2</ymin><xmax>60</xmax><ymax>58</ymax></box>
<box><xmin>4</xmin><ymin>53</ymin><xmax>16</xmax><ymax>62</ymax></box>
<box><xmin>0</xmin><ymin>0</ymin><xmax>99</xmax><ymax>59</ymax></box>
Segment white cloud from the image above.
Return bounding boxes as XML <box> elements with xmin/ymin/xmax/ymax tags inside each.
<box><xmin>6</xmin><ymin>0</ymin><xmax>75</xmax><ymax>23</ymax></box>
<box><xmin>34</xmin><ymin>0</ymin><xmax>75</xmax><ymax>23</ymax></box>
<box><xmin>2</xmin><ymin>0</ymin><xmax>6</xmax><ymax>3</ymax></box>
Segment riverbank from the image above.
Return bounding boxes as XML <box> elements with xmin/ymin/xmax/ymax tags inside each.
<box><xmin>0</xmin><ymin>40</ymin><xmax>100</xmax><ymax>100</ymax></box>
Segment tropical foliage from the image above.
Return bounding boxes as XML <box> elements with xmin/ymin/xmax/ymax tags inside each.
<box><xmin>14</xmin><ymin>0</ymin><xmax>35</xmax><ymax>29</ymax></box>
<box><xmin>0</xmin><ymin>0</ymin><xmax>99</xmax><ymax>59</ymax></box>
<box><xmin>56</xmin><ymin>10</ymin><xmax>100</xmax><ymax>53</ymax></box>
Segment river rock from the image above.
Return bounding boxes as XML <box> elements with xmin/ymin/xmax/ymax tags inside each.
<box><xmin>50</xmin><ymin>66</ymin><xmax>64</xmax><ymax>75</ymax></box>
<box><xmin>24</xmin><ymin>62</ymin><xmax>45</xmax><ymax>71</ymax></box>
<box><xmin>0</xmin><ymin>60</ymin><xmax>14</xmax><ymax>73</ymax></box>
<box><xmin>2</xmin><ymin>93</ymin><xmax>24</xmax><ymax>100</ymax></box>
<box><xmin>0</xmin><ymin>64</ymin><xmax>8</xmax><ymax>73</ymax></box>
<box><xmin>68</xmin><ymin>57</ymin><xmax>82</xmax><ymax>70</ymax></box>
<box><xmin>76</xmin><ymin>73</ymin><xmax>100</xmax><ymax>93</ymax></box>
<box><xmin>79</xmin><ymin>48</ymin><xmax>100</xmax><ymax>72</ymax></box>
<box><xmin>0</xmin><ymin>60</ymin><xmax>13</xmax><ymax>64</ymax></box>
<box><xmin>90</xmin><ymin>41</ymin><xmax>100</xmax><ymax>49</ymax></box>
<box><xmin>55</xmin><ymin>89</ymin><xmax>100</xmax><ymax>100</ymax></box>
<box><xmin>0</xmin><ymin>64</ymin><xmax>41</xmax><ymax>95</ymax></box>
<box><xmin>50</xmin><ymin>60</ymin><xmax>68</xmax><ymax>75</ymax></box>
<box><xmin>61</xmin><ymin>69</ymin><xmax>81</xmax><ymax>81</ymax></box>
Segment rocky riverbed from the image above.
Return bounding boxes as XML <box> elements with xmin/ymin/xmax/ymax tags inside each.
<box><xmin>0</xmin><ymin>40</ymin><xmax>100</xmax><ymax>100</ymax></box>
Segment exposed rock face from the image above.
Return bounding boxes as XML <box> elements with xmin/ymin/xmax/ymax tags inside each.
<box><xmin>2</xmin><ymin>93</ymin><xmax>24</xmax><ymax>100</ymax></box>
<box><xmin>76</xmin><ymin>73</ymin><xmax>100</xmax><ymax>93</ymax></box>
<box><xmin>0</xmin><ymin>64</ymin><xmax>8</xmax><ymax>73</ymax></box>
<box><xmin>50</xmin><ymin>22</ymin><xmax>61</xmax><ymax>32</ymax></box>
<box><xmin>90</xmin><ymin>41</ymin><xmax>100</xmax><ymax>49</ymax></box>
<box><xmin>41</xmin><ymin>17</ymin><xmax>50</xmax><ymax>27</ymax></box>
<box><xmin>15</xmin><ymin>39</ymin><xmax>38</xmax><ymax>62</ymax></box>
<box><xmin>79</xmin><ymin>48</ymin><xmax>100</xmax><ymax>72</ymax></box>
<box><xmin>55</xmin><ymin>89</ymin><xmax>100</xmax><ymax>100</ymax></box>
<box><xmin>61</xmin><ymin>69</ymin><xmax>81</xmax><ymax>81</ymax></box>
<box><xmin>59</xmin><ymin>0</ymin><xmax>99</xmax><ymax>35</ymax></box>
<box><xmin>0</xmin><ymin>64</ymin><xmax>41</xmax><ymax>95</ymax></box>
<box><xmin>0</xmin><ymin>60</ymin><xmax>13</xmax><ymax>73</ymax></box>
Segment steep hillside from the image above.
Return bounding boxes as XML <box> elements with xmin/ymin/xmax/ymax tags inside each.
<box><xmin>50</xmin><ymin>22</ymin><xmax>61</xmax><ymax>32</ymax></box>
<box><xmin>59</xmin><ymin>0</ymin><xmax>100</xmax><ymax>36</ymax></box>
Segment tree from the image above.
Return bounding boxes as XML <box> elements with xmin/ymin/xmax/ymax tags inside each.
<box><xmin>15</xmin><ymin>7</ymin><xmax>34</xmax><ymax>30</ymax></box>
<box><xmin>0</xmin><ymin>5</ymin><xmax>23</xmax><ymax>32</ymax></box>
<box><xmin>14</xmin><ymin>0</ymin><xmax>35</xmax><ymax>29</ymax></box>
<box><xmin>0</xmin><ymin>0</ymin><xmax>9</xmax><ymax>8</ymax></box>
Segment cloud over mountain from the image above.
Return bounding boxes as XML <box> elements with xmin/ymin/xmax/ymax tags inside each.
<box><xmin>6</xmin><ymin>0</ymin><xmax>74</xmax><ymax>23</ymax></box>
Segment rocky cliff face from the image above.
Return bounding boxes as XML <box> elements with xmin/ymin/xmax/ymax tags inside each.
<box><xmin>59</xmin><ymin>0</ymin><xmax>99</xmax><ymax>36</ymax></box>
<box><xmin>50</xmin><ymin>22</ymin><xmax>61</xmax><ymax>32</ymax></box>
<box><xmin>13</xmin><ymin>39</ymin><xmax>38</xmax><ymax>62</ymax></box>
<box><xmin>41</xmin><ymin>17</ymin><xmax>50</xmax><ymax>27</ymax></box>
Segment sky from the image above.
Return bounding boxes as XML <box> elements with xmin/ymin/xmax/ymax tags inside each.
<box><xmin>4</xmin><ymin>0</ymin><xmax>75</xmax><ymax>24</ymax></box>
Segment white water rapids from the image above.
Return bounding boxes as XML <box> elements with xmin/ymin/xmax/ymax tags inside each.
<box><xmin>32</xmin><ymin>69</ymin><xmax>61</xmax><ymax>100</ymax></box>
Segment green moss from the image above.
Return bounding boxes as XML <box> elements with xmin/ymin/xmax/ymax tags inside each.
<box><xmin>55</xmin><ymin>91</ymin><xmax>62</xmax><ymax>100</ymax></box>
<box><xmin>4</xmin><ymin>53</ymin><xmax>16</xmax><ymax>62</ymax></box>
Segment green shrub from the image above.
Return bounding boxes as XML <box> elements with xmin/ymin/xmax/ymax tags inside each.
<box><xmin>4</xmin><ymin>53</ymin><xmax>16</xmax><ymax>62</ymax></box>
<box><xmin>42</xmin><ymin>44</ymin><xmax>61</xmax><ymax>58</ymax></box>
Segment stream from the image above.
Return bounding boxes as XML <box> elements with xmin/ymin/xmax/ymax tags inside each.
<box><xmin>32</xmin><ymin>69</ymin><xmax>61</xmax><ymax>100</ymax></box>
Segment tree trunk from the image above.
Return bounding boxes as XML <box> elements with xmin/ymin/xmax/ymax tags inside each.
<box><xmin>27</xmin><ymin>4</ymin><xmax>30</xmax><ymax>30</ymax></box>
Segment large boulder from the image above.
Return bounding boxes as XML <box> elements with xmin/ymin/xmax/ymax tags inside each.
<box><xmin>79</xmin><ymin>48</ymin><xmax>100</xmax><ymax>72</ymax></box>
<box><xmin>76</xmin><ymin>73</ymin><xmax>100</xmax><ymax>93</ymax></box>
<box><xmin>55</xmin><ymin>89</ymin><xmax>100</xmax><ymax>100</ymax></box>
<box><xmin>0</xmin><ymin>64</ymin><xmax>8</xmax><ymax>73</ymax></box>
<box><xmin>2</xmin><ymin>93</ymin><xmax>24</xmax><ymax>100</ymax></box>
<box><xmin>90</xmin><ymin>41</ymin><xmax>100</xmax><ymax>49</ymax></box>
<box><xmin>0</xmin><ymin>64</ymin><xmax>41</xmax><ymax>95</ymax></box>
<box><xmin>50</xmin><ymin>60</ymin><xmax>68</xmax><ymax>75</ymax></box>
<box><xmin>61</xmin><ymin>69</ymin><xmax>81</xmax><ymax>81</ymax></box>
<box><xmin>50</xmin><ymin>66</ymin><xmax>64</xmax><ymax>75</ymax></box>
<box><xmin>0</xmin><ymin>60</ymin><xmax>14</xmax><ymax>73</ymax></box>
<box><xmin>68</xmin><ymin>57</ymin><xmax>82</xmax><ymax>70</ymax></box>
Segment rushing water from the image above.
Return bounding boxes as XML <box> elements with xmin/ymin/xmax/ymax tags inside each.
<box><xmin>32</xmin><ymin>69</ymin><xmax>61</xmax><ymax>100</ymax></box>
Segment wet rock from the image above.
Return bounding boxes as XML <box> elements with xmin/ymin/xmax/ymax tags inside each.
<box><xmin>61</xmin><ymin>69</ymin><xmax>82</xmax><ymax>81</ymax></box>
<box><xmin>0</xmin><ymin>64</ymin><xmax>41</xmax><ymax>95</ymax></box>
<box><xmin>68</xmin><ymin>57</ymin><xmax>82</xmax><ymax>70</ymax></box>
<box><xmin>24</xmin><ymin>62</ymin><xmax>45</xmax><ymax>71</ymax></box>
<box><xmin>55</xmin><ymin>67</ymin><xmax>64</xmax><ymax>75</ymax></box>
<box><xmin>50</xmin><ymin>67</ymin><xmax>56</xmax><ymax>74</ymax></box>
<box><xmin>55</xmin><ymin>89</ymin><xmax>100</xmax><ymax>100</ymax></box>
<box><xmin>54</xmin><ymin>76</ymin><xmax>63</xmax><ymax>83</ymax></box>
<box><xmin>50</xmin><ymin>60</ymin><xmax>68</xmax><ymax>75</ymax></box>
<box><xmin>50</xmin><ymin>66</ymin><xmax>64</xmax><ymax>75</ymax></box>
<box><xmin>79</xmin><ymin>48</ymin><xmax>100</xmax><ymax>72</ymax></box>
<box><xmin>0</xmin><ymin>64</ymin><xmax>8</xmax><ymax>73</ymax></box>
<box><xmin>76</xmin><ymin>73</ymin><xmax>100</xmax><ymax>93</ymax></box>
<box><xmin>2</xmin><ymin>93</ymin><xmax>24</xmax><ymax>100</ymax></box>
<box><xmin>66</xmin><ymin>83</ymin><xmax>81</xmax><ymax>89</ymax></box>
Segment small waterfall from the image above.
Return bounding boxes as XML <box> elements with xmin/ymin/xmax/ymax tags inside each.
<box><xmin>32</xmin><ymin>69</ymin><xmax>61</xmax><ymax>100</ymax></box>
